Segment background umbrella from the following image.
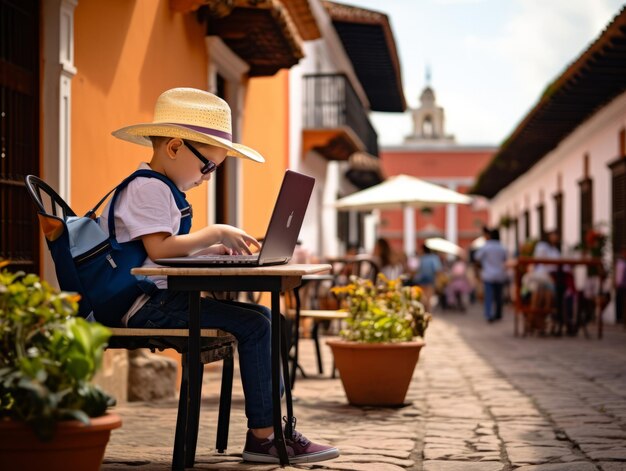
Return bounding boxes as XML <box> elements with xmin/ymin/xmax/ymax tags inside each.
<box><xmin>335</xmin><ymin>174</ymin><xmax>472</xmax><ymax>255</ymax></box>
<box><xmin>334</xmin><ymin>174</ymin><xmax>472</xmax><ymax>211</ymax></box>
<box><xmin>425</xmin><ymin>237</ymin><xmax>465</xmax><ymax>257</ymax></box>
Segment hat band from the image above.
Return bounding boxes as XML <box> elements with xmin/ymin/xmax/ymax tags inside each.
<box><xmin>165</xmin><ymin>123</ymin><xmax>232</xmax><ymax>142</ymax></box>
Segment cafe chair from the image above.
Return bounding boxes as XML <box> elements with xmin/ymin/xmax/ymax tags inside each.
<box><xmin>286</xmin><ymin>256</ymin><xmax>380</xmax><ymax>387</ymax></box>
<box><xmin>24</xmin><ymin>174</ymin><xmax>236</xmax><ymax>469</ymax></box>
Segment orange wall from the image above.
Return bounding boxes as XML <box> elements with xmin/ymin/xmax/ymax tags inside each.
<box><xmin>378</xmin><ymin>149</ymin><xmax>494</xmax><ymax>253</ymax></box>
<box><xmin>72</xmin><ymin>0</ymin><xmax>209</xmax><ymax>226</ymax></box>
<box><xmin>380</xmin><ymin>149</ymin><xmax>493</xmax><ymax>179</ymax></box>
<box><xmin>240</xmin><ymin>70</ymin><xmax>290</xmax><ymax>237</ymax></box>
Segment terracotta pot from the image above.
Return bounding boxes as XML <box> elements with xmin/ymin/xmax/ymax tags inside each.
<box><xmin>327</xmin><ymin>339</ymin><xmax>425</xmax><ymax>406</ymax></box>
<box><xmin>0</xmin><ymin>412</ymin><xmax>122</xmax><ymax>471</ymax></box>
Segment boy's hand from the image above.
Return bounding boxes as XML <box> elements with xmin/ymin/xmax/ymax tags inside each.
<box><xmin>193</xmin><ymin>244</ymin><xmax>230</xmax><ymax>256</ymax></box>
<box><xmin>141</xmin><ymin>225</ymin><xmax>261</xmax><ymax>261</ymax></box>
<box><xmin>215</xmin><ymin>224</ymin><xmax>261</xmax><ymax>255</ymax></box>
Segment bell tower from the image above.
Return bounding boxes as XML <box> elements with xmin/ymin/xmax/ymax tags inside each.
<box><xmin>405</xmin><ymin>69</ymin><xmax>455</xmax><ymax>145</ymax></box>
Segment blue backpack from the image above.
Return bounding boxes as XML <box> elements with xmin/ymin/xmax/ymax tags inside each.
<box><xmin>40</xmin><ymin>170</ymin><xmax>191</xmax><ymax>326</ymax></box>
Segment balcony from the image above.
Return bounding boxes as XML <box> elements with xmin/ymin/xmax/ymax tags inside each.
<box><xmin>302</xmin><ymin>73</ymin><xmax>378</xmax><ymax>161</ymax></box>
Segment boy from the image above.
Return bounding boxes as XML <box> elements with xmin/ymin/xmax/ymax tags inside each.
<box><xmin>105</xmin><ymin>87</ymin><xmax>339</xmax><ymax>464</ymax></box>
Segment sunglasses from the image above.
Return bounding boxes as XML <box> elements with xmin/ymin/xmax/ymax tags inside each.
<box><xmin>183</xmin><ymin>140</ymin><xmax>218</xmax><ymax>175</ymax></box>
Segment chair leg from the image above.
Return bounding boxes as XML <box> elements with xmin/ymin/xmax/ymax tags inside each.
<box><xmin>312</xmin><ymin>321</ymin><xmax>324</xmax><ymax>375</ymax></box>
<box><xmin>172</xmin><ymin>354</ymin><xmax>189</xmax><ymax>471</ymax></box>
<box><xmin>185</xmin><ymin>361</ymin><xmax>204</xmax><ymax>467</ymax></box>
<box><xmin>216</xmin><ymin>352</ymin><xmax>234</xmax><ymax>453</ymax></box>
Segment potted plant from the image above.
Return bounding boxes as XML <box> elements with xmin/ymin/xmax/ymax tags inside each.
<box><xmin>327</xmin><ymin>274</ymin><xmax>431</xmax><ymax>406</ymax></box>
<box><xmin>499</xmin><ymin>214</ymin><xmax>513</xmax><ymax>229</ymax></box>
<box><xmin>0</xmin><ymin>266</ymin><xmax>121</xmax><ymax>470</ymax></box>
<box><xmin>575</xmin><ymin>227</ymin><xmax>609</xmax><ymax>276</ymax></box>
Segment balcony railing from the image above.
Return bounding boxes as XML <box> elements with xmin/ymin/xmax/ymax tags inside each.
<box><xmin>303</xmin><ymin>73</ymin><xmax>378</xmax><ymax>156</ymax></box>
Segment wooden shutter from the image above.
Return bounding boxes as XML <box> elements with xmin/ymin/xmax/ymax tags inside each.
<box><xmin>536</xmin><ymin>204</ymin><xmax>545</xmax><ymax>238</ymax></box>
<box><xmin>553</xmin><ymin>192</ymin><xmax>563</xmax><ymax>242</ymax></box>
<box><xmin>609</xmin><ymin>159</ymin><xmax>626</xmax><ymax>255</ymax></box>
<box><xmin>579</xmin><ymin>177</ymin><xmax>593</xmax><ymax>244</ymax></box>
<box><xmin>0</xmin><ymin>0</ymin><xmax>40</xmax><ymax>273</ymax></box>
<box><xmin>524</xmin><ymin>210</ymin><xmax>530</xmax><ymax>240</ymax></box>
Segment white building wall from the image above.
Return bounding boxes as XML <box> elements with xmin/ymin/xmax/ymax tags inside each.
<box><xmin>288</xmin><ymin>0</ymin><xmax>372</xmax><ymax>260</ymax></box>
<box><xmin>491</xmin><ymin>90</ymin><xmax>626</xmax><ymax>257</ymax></box>
<box><xmin>489</xmin><ymin>91</ymin><xmax>626</xmax><ymax>323</ymax></box>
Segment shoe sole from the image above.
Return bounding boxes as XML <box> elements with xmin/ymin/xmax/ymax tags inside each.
<box><xmin>242</xmin><ymin>448</ymin><xmax>340</xmax><ymax>464</ymax></box>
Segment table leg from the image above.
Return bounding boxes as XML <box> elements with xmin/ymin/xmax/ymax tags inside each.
<box><xmin>281</xmin><ymin>314</ymin><xmax>295</xmax><ymax>440</ymax></box>
<box><xmin>271</xmin><ymin>290</ymin><xmax>290</xmax><ymax>465</ymax></box>
<box><xmin>216</xmin><ymin>355</ymin><xmax>233</xmax><ymax>453</ymax></box>
<box><xmin>290</xmin><ymin>287</ymin><xmax>302</xmax><ymax>389</ymax></box>
<box><xmin>185</xmin><ymin>291</ymin><xmax>202</xmax><ymax>468</ymax></box>
<box><xmin>172</xmin><ymin>354</ymin><xmax>188</xmax><ymax>470</ymax></box>
<box><xmin>555</xmin><ymin>267</ymin><xmax>565</xmax><ymax>336</ymax></box>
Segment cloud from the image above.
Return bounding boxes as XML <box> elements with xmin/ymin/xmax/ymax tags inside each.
<box><xmin>339</xmin><ymin>0</ymin><xmax>625</xmax><ymax>145</ymax></box>
<box><xmin>467</xmin><ymin>0</ymin><xmax>621</xmax><ymax>103</ymax></box>
<box><xmin>432</xmin><ymin>0</ymin><xmax>486</xmax><ymax>4</ymax></box>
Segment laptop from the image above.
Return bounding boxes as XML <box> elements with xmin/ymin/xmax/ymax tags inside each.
<box><xmin>155</xmin><ymin>170</ymin><xmax>315</xmax><ymax>267</ymax></box>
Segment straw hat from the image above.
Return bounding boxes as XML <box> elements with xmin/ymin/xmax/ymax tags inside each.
<box><xmin>112</xmin><ymin>88</ymin><xmax>264</xmax><ymax>163</ymax></box>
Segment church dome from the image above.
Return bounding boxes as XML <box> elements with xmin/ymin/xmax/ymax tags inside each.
<box><xmin>420</xmin><ymin>86</ymin><xmax>435</xmax><ymax>105</ymax></box>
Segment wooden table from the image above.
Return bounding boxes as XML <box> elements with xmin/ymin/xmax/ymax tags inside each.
<box><xmin>289</xmin><ymin>273</ymin><xmax>335</xmax><ymax>387</ymax></box>
<box><xmin>512</xmin><ymin>257</ymin><xmax>606</xmax><ymax>338</ymax></box>
<box><xmin>132</xmin><ymin>264</ymin><xmax>331</xmax><ymax>469</ymax></box>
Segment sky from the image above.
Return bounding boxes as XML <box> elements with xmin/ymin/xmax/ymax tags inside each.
<box><xmin>338</xmin><ymin>0</ymin><xmax>626</xmax><ymax>146</ymax></box>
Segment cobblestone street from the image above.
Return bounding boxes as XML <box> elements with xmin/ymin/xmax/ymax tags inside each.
<box><xmin>102</xmin><ymin>304</ymin><xmax>626</xmax><ymax>470</ymax></box>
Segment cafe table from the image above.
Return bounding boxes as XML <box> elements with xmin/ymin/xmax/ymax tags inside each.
<box><xmin>512</xmin><ymin>257</ymin><xmax>606</xmax><ymax>338</ymax></box>
<box><xmin>132</xmin><ymin>263</ymin><xmax>331</xmax><ymax>469</ymax></box>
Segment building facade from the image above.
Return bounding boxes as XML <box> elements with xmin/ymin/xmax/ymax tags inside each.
<box><xmin>472</xmin><ymin>7</ymin><xmax>626</xmax><ymax>322</ymax></box>
<box><xmin>379</xmin><ymin>84</ymin><xmax>495</xmax><ymax>256</ymax></box>
<box><xmin>0</xmin><ymin>0</ymin><xmax>406</xmax><ymax>397</ymax></box>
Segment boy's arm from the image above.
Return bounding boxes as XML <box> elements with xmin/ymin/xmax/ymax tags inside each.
<box><xmin>141</xmin><ymin>224</ymin><xmax>261</xmax><ymax>261</ymax></box>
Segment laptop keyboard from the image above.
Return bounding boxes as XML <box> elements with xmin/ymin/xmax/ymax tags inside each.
<box><xmin>199</xmin><ymin>254</ymin><xmax>259</xmax><ymax>263</ymax></box>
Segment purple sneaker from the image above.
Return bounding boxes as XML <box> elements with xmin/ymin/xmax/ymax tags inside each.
<box><xmin>242</xmin><ymin>429</ymin><xmax>339</xmax><ymax>464</ymax></box>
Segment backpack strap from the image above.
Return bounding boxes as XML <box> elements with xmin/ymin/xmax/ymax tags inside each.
<box><xmin>93</xmin><ymin>170</ymin><xmax>192</xmax><ymax>242</ymax></box>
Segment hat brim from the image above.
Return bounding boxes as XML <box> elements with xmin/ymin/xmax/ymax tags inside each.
<box><xmin>111</xmin><ymin>123</ymin><xmax>265</xmax><ymax>163</ymax></box>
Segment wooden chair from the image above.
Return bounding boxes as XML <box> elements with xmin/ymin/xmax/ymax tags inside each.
<box><xmin>24</xmin><ymin>174</ymin><xmax>235</xmax><ymax>470</ymax></box>
<box><xmin>286</xmin><ymin>256</ymin><xmax>380</xmax><ymax>386</ymax></box>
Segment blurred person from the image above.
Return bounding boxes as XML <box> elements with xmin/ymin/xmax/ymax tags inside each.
<box><xmin>372</xmin><ymin>237</ymin><xmax>404</xmax><ymax>280</ymax></box>
<box><xmin>474</xmin><ymin>228</ymin><xmax>508</xmax><ymax>322</ymax></box>
<box><xmin>412</xmin><ymin>243</ymin><xmax>443</xmax><ymax>312</ymax></box>
<box><xmin>446</xmin><ymin>257</ymin><xmax>472</xmax><ymax>312</ymax></box>
<box><xmin>523</xmin><ymin>230</ymin><xmax>563</xmax><ymax>333</ymax></box>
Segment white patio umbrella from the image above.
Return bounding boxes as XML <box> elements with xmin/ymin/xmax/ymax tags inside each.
<box><xmin>470</xmin><ymin>236</ymin><xmax>486</xmax><ymax>249</ymax></box>
<box><xmin>425</xmin><ymin>237</ymin><xmax>465</xmax><ymax>257</ymax></box>
<box><xmin>334</xmin><ymin>174</ymin><xmax>472</xmax><ymax>211</ymax></box>
<box><xmin>334</xmin><ymin>175</ymin><xmax>473</xmax><ymax>255</ymax></box>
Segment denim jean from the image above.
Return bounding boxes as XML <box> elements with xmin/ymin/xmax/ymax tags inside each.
<box><xmin>128</xmin><ymin>290</ymin><xmax>275</xmax><ymax>429</ymax></box>
<box><xmin>483</xmin><ymin>281</ymin><xmax>504</xmax><ymax>320</ymax></box>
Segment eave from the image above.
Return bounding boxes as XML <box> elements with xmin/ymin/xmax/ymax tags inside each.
<box><xmin>302</xmin><ymin>127</ymin><xmax>364</xmax><ymax>161</ymax></box>
<box><xmin>323</xmin><ymin>1</ymin><xmax>406</xmax><ymax>112</ymax></box>
<box><xmin>184</xmin><ymin>0</ymin><xmax>305</xmax><ymax>77</ymax></box>
<box><xmin>471</xmin><ymin>7</ymin><xmax>626</xmax><ymax>199</ymax></box>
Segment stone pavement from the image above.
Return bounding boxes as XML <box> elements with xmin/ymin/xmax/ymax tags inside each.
<box><xmin>102</xmin><ymin>304</ymin><xmax>626</xmax><ymax>471</ymax></box>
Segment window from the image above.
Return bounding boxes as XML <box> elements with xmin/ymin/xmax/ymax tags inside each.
<box><xmin>536</xmin><ymin>204</ymin><xmax>545</xmax><ymax>238</ymax></box>
<box><xmin>553</xmin><ymin>192</ymin><xmax>563</xmax><ymax>242</ymax></box>
<box><xmin>524</xmin><ymin>210</ymin><xmax>530</xmax><ymax>240</ymax></box>
<box><xmin>609</xmin><ymin>159</ymin><xmax>626</xmax><ymax>255</ymax></box>
<box><xmin>579</xmin><ymin>177</ymin><xmax>593</xmax><ymax>244</ymax></box>
<box><xmin>0</xmin><ymin>0</ymin><xmax>40</xmax><ymax>274</ymax></box>
<box><xmin>422</xmin><ymin>115</ymin><xmax>434</xmax><ymax>138</ymax></box>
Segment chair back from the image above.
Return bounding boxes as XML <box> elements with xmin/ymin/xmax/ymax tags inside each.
<box><xmin>328</xmin><ymin>254</ymin><xmax>380</xmax><ymax>283</ymax></box>
<box><xmin>24</xmin><ymin>175</ymin><xmax>76</xmax><ymax>219</ymax></box>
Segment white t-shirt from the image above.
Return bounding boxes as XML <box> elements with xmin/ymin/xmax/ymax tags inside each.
<box><xmin>98</xmin><ymin>163</ymin><xmax>183</xmax><ymax>325</ymax></box>
<box><xmin>533</xmin><ymin>241</ymin><xmax>560</xmax><ymax>274</ymax></box>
